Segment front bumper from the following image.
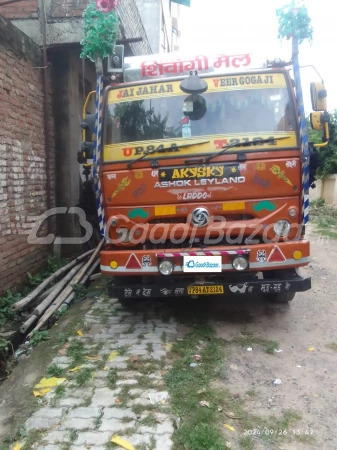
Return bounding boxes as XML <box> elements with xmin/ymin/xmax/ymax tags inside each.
<box><xmin>101</xmin><ymin>240</ymin><xmax>310</xmax><ymax>275</ymax></box>
<box><xmin>107</xmin><ymin>273</ymin><xmax>311</xmax><ymax>299</ymax></box>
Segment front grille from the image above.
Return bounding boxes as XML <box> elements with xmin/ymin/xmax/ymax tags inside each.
<box><xmin>148</xmin><ymin>214</ymin><xmax>254</xmax><ymax>224</ymax></box>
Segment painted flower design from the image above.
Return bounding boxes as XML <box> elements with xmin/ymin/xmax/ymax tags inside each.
<box><xmin>96</xmin><ymin>0</ymin><xmax>119</xmax><ymax>12</ymax></box>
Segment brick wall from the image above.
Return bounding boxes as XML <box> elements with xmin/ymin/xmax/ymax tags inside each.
<box><xmin>0</xmin><ymin>16</ymin><xmax>54</xmax><ymax>295</ymax></box>
<box><xmin>0</xmin><ymin>0</ymin><xmax>38</xmax><ymax>20</ymax></box>
<box><xmin>51</xmin><ymin>0</ymin><xmax>90</xmax><ymax>19</ymax></box>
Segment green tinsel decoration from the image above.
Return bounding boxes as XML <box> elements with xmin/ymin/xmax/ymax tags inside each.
<box><xmin>80</xmin><ymin>2</ymin><xmax>119</xmax><ymax>62</ymax></box>
<box><xmin>277</xmin><ymin>1</ymin><xmax>313</xmax><ymax>44</ymax></box>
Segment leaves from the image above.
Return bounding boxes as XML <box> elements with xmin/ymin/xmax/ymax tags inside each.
<box><xmin>80</xmin><ymin>1</ymin><xmax>119</xmax><ymax>62</ymax></box>
<box><xmin>276</xmin><ymin>2</ymin><xmax>313</xmax><ymax>44</ymax></box>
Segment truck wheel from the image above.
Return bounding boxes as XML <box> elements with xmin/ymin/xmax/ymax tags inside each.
<box><xmin>265</xmin><ymin>292</ymin><xmax>295</xmax><ymax>303</ymax></box>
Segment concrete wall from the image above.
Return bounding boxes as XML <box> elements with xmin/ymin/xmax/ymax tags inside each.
<box><xmin>0</xmin><ymin>15</ymin><xmax>55</xmax><ymax>295</ymax></box>
<box><xmin>310</xmin><ymin>175</ymin><xmax>337</xmax><ymax>205</ymax></box>
<box><xmin>1</xmin><ymin>0</ymin><xmax>152</xmax><ymax>54</ymax></box>
<box><xmin>135</xmin><ymin>0</ymin><xmax>161</xmax><ymax>53</ymax></box>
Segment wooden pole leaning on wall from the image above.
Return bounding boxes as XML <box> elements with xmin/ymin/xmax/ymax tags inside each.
<box><xmin>28</xmin><ymin>238</ymin><xmax>104</xmax><ymax>337</ymax></box>
<box><xmin>12</xmin><ymin>249</ymin><xmax>94</xmax><ymax>312</ymax></box>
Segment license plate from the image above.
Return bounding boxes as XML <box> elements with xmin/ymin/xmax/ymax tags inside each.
<box><xmin>187</xmin><ymin>285</ymin><xmax>224</xmax><ymax>295</ymax></box>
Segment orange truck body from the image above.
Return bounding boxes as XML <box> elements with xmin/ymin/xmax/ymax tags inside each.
<box><xmin>96</xmin><ymin>52</ymin><xmax>311</xmax><ymax>299</ymax></box>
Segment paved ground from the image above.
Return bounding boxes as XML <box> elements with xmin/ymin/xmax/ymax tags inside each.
<box><xmin>19</xmin><ymin>297</ymin><xmax>178</xmax><ymax>450</ymax></box>
<box><xmin>1</xmin><ymin>227</ymin><xmax>337</xmax><ymax>449</ymax></box>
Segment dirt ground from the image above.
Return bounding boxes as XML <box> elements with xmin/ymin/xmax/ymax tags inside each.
<box><xmin>211</xmin><ymin>227</ymin><xmax>337</xmax><ymax>449</ymax></box>
<box><xmin>1</xmin><ymin>227</ymin><xmax>337</xmax><ymax>449</ymax></box>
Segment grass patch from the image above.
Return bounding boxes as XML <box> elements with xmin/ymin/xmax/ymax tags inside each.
<box><xmin>295</xmin><ymin>433</ymin><xmax>316</xmax><ymax>445</ymax></box>
<box><xmin>327</xmin><ymin>342</ymin><xmax>337</xmax><ymax>352</ymax></box>
<box><xmin>67</xmin><ymin>341</ymin><xmax>86</xmax><ymax>365</ymax></box>
<box><xmin>161</xmin><ymin>331</ymin><xmax>167</xmax><ymax>343</ymax></box>
<box><xmin>311</xmin><ymin>200</ymin><xmax>337</xmax><ymax>239</ymax></box>
<box><xmin>264</xmin><ymin>340</ymin><xmax>280</xmax><ymax>354</ymax></box>
<box><xmin>138</xmin><ymin>413</ymin><xmax>157</xmax><ymax>428</ymax></box>
<box><xmin>234</xmin><ymin>332</ymin><xmax>280</xmax><ymax>354</ymax></box>
<box><xmin>123</xmin><ymin>325</ymin><xmax>136</xmax><ymax>334</ymax></box>
<box><xmin>146</xmin><ymin>342</ymin><xmax>154</xmax><ymax>353</ymax></box>
<box><xmin>126</xmin><ymin>358</ymin><xmax>162</xmax><ymax>375</ymax></box>
<box><xmin>117</xmin><ymin>345</ymin><xmax>129</xmax><ymax>356</ymax></box>
<box><xmin>164</xmin><ymin>324</ymin><xmax>228</xmax><ymax>450</ymax></box>
<box><xmin>245</xmin><ymin>390</ymin><xmax>257</xmax><ymax>398</ymax></box>
<box><xmin>239</xmin><ymin>436</ymin><xmax>254</xmax><ymax>450</ymax></box>
<box><xmin>46</xmin><ymin>363</ymin><xmax>65</xmax><ymax>378</ymax></box>
<box><xmin>54</xmin><ymin>384</ymin><xmax>66</xmax><ymax>398</ymax></box>
<box><xmin>107</xmin><ymin>368</ymin><xmax>118</xmax><ymax>389</ymax></box>
<box><xmin>75</xmin><ymin>368</ymin><xmax>93</xmax><ymax>386</ymax></box>
<box><xmin>164</xmin><ymin>324</ymin><xmax>301</xmax><ymax>450</ymax></box>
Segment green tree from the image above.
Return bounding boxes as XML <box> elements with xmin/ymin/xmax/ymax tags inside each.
<box><xmin>307</xmin><ymin>110</ymin><xmax>337</xmax><ymax>178</ymax></box>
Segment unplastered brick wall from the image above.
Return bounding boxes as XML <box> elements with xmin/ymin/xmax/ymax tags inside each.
<box><xmin>0</xmin><ymin>16</ymin><xmax>55</xmax><ymax>295</ymax></box>
<box><xmin>51</xmin><ymin>0</ymin><xmax>90</xmax><ymax>18</ymax></box>
<box><xmin>0</xmin><ymin>0</ymin><xmax>38</xmax><ymax>20</ymax></box>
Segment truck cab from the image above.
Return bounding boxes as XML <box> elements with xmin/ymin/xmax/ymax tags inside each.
<box><xmin>82</xmin><ymin>50</ymin><xmax>329</xmax><ymax>302</ymax></box>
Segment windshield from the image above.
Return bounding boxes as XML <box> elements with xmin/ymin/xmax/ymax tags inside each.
<box><xmin>103</xmin><ymin>74</ymin><xmax>298</xmax><ymax>163</ymax></box>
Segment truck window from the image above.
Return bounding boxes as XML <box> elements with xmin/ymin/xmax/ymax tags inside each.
<box><xmin>103</xmin><ymin>74</ymin><xmax>298</xmax><ymax>162</ymax></box>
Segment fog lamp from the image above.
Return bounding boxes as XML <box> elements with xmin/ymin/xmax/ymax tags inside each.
<box><xmin>159</xmin><ymin>260</ymin><xmax>174</xmax><ymax>276</ymax></box>
<box><xmin>232</xmin><ymin>256</ymin><xmax>249</xmax><ymax>271</ymax></box>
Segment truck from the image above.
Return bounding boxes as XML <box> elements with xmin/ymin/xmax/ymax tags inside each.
<box><xmin>80</xmin><ymin>48</ymin><xmax>330</xmax><ymax>303</ymax></box>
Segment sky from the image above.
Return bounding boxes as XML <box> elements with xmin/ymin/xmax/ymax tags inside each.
<box><xmin>178</xmin><ymin>0</ymin><xmax>335</xmax><ymax>114</ymax></box>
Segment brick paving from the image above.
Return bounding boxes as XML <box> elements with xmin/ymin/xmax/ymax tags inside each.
<box><xmin>25</xmin><ymin>296</ymin><xmax>177</xmax><ymax>450</ymax></box>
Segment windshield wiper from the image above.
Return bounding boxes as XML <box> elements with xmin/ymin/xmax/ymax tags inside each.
<box><xmin>127</xmin><ymin>140</ymin><xmax>210</xmax><ymax>169</ymax></box>
<box><xmin>205</xmin><ymin>136</ymin><xmax>290</xmax><ymax>164</ymax></box>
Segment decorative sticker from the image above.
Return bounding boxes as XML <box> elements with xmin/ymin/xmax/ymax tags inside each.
<box><xmin>256</xmin><ymin>162</ymin><xmax>266</xmax><ymax>171</ymax></box>
<box><xmin>256</xmin><ymin>250</ymin><xmax>267</xmax><ymax>262</ymax></box>
<box><xmin>134</xmin><ymin>170</ymin><xmax>143</xmax><ymax>179</ymax></box>
<box><xmin>286</xmin><ymin>160</ymin><xmax>297</xmax><ymax>168</ymax></box>
<box><xmin>159</xmin><ymin>164</ymin><xmax>240</xmax><ymax>181</ymax></box>
<box><xmin>104</xmin><ymin>132</ymin><xmax>297</xmax><ymax>163</ymax></box>
<box><xmin>267</xmin><ymin>246</ymin><xmax>286</xmax><ymax>263</ymax></box>
<box><xmin>125</xmin><ymin>253</ymin><xmax>142</xmax><ymax>269</ymax></box>
<box><xmin>151</xmin><ymin>170</ymin><xmax>159</xmax><ymax>177</ymax></box>
<box><xmin>128</xmin><ymin>208</ymin><xmax>149</xmax><ymax>219</ymax></box>
<box><xmin>253</xmin><ymin>174</ymin><xmax>270</xmax><ymax>189</ymax></box>
<box><xmin>107</xmin><ymin>74</ymin><xmax>287</xmax><ymax>104</ymax></box>
<box><xmin>270</xmin><ymin>164</ymin><xmax>293</xmax><ymax>187</ymax></box>
<box><xmin>155</xmin><ymin>205</ymin><xmax>176</xmax><ymax>216</ymax></box>
<box><xmin>253</xmin><ymin>200</ymin><xmax>276</xmax><ymax>212</ymax></box>
<box><xmin>107</xmin><ymin>173</ymin><xmax>116</xmax><ymax>180</ymax></box>
<box><xmin>133</xmin><ymin>184</ymin><xmax>147</xmax><ymax>199</ymax></box>
<box><xmin>229</xmin><ymin>283</ymin><xmax>248</xmax><ymax>293</ymax></box>
<box><xmin>142</xmin><ymin>255</ymin><xmax>151</xmax><ymax>266</ymax></box>
<box><xmin>222</xmin><ymin>201</ymin><xmax>245</xmax><ymax>211</ymax></box>
<box><xmin>111</xmin><ymin>176</ymin><xmax>131</xmax><ymax>199</ymax></box>
<box><xmin>160</xmin><ymin>288</ymin><xmax>172</xmax><ymax>295</ymax></box>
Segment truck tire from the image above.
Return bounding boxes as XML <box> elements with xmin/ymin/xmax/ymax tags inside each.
<box><xmin>265</xmin><ymin>292</ymin><xmax>296</xmax><ymax>303</ymax></box>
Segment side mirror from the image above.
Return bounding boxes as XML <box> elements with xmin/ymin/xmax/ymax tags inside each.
<box><xmin>310</xmin><ymin>81</ymin><xmax>327</xmax><ymax>111</ymax></box>
<box><xmin>310</xmin><ymin>111</ymin><xmax>330</xmax><ymax>145</ymax></box>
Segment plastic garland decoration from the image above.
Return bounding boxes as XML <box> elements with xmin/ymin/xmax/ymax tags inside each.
<box><xmin>80</xmin><ymin>1</ymin><xmax>119</xmax><ymax>62</ymax></box>
<box><xmin>276</xmin><ymin>1</ymin><xmax>313</xmax><ymax>44</ymax></box>
<box><xmin>96</xmin><ymin>0</ymin><xmax>119</xmax><ymax>13</ymax></box>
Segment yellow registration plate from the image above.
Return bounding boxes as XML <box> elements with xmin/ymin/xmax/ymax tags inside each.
<box><xmin>187</xmin><ymin>285</ymin><xmax>224</xmax><ymax>295</ymax></box>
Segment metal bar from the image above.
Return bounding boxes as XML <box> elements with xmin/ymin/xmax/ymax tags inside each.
<box><xmin>292</xmin><ymin>36</ymin><xmax>310</xmax><ymax>225</ymax></box>
<box><xmin>40</xmin><ymin>0</ymin><xmax>52</xmax><ymax>234</ymax></box>
<box><xmin>93</xmin><ymin>59</ymin><xmax>106</xmax><ymax>237</ymax></box>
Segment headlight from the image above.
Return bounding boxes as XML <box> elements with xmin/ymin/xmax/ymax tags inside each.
<box><xmin>116</xmin><ymin>228</ymin><xmax>131</xmax><ymax>243</ymax></box>
<box><xmin>232</xmin><ymin>256</ymin><xmax>249</xmax><ymax>271</ymax></box>
<box><xmin>158</xmin><ymin>260</ymin><xmax>174</xmax><ymax>275</ymax></box>
<box><xmin>274</xmin><ymin>220</ymin><xmax>291</xmax><ymax>237</ymax></box>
